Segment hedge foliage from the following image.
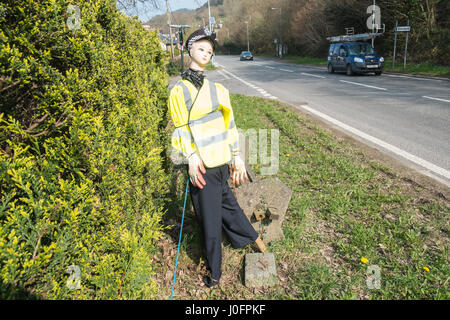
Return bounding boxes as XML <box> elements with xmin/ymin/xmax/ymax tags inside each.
<box><xmin>0</xmin><ymin>0</ymin><xmax>170</xmax><ymax>299</ymax></box>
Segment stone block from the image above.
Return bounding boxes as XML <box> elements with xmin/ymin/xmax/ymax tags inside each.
<box><xmin>244</xmin><ymin>253</ymin><xmax>278</xmax><ymax>288</ymax></box>
<box><xmin>230</xmin><ymin>176</ymin><xmax>292</xmax><ymax>243</ymax></box>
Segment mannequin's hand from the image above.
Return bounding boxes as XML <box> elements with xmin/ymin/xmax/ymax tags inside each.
<box><xmin>232</xmin><ymin>155</ymin><xmax>248</xmax><ymax>186</ymax></box>
<box><xmin>188</xmin><ymin>153</ymin><xmax>206</xmax><ymax>189</ymax></box>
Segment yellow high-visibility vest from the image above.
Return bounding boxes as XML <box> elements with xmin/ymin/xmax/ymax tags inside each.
<box><xmin>168</xmin><ymin>78</ymin><xmax>240</xmax><ymax>168</ymax></box>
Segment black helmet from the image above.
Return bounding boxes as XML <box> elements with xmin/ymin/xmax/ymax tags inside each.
<box><xmin>185</xmin><ymin>28</ymin><xmax>216</xmax><ymax>55</ymax></box>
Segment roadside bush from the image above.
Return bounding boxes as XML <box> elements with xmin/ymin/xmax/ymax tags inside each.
<box><xmin>0</xmin><ymin>0</ymin><xmax>169</xmax><ymax>299</ymax></box>
<box><xmin>166</xmin><ymin>54</ymin><xmax>191</xmax><ymax>76</ymax></box>
<box><xmin>166</xmin><ymin>60</ymin><xmax>180</xmax><ymax>76</ymax></box>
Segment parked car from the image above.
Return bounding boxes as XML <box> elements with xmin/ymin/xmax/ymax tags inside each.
<box><xmin>240</xmin><ymin>51</ymin><xmax>253</xmax><ymax>61</ymax></box>
<box><xmin>327</xmin><ymin>42</ymin><xmax>384</xmax><ymax>76</ymax></box>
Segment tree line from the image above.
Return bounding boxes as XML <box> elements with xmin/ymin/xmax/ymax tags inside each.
<box><xmin>159</xmin><ymin>0</ymin><xmax>449</xmax><ymax>65</ymax></box>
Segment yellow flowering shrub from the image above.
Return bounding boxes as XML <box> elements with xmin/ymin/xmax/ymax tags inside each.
<box><xmin>0</xmin><ymin>0</ymin><xmax>170</xmax><ymax>299</ymax></box>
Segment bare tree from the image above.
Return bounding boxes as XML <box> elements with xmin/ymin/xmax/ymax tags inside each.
<box><xmin>116</xmin><ymin>0</ymin><xmax>162</xmax><ymax>10</ymax></box>
<box><xmin>418</xmin><ymin>0</ymin><xmax>439</xmax><ymax>39</ymax></box>
<box><xmin>116</xmin><ymin>0</ymin><xmax>163</xmax><ymax>21</ymax></box>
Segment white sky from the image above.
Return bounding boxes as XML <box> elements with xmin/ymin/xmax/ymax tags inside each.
<box><xmin>118</xmin><ymin>0</ymin><xmax>208</xmax><ymax>23</ymax></box>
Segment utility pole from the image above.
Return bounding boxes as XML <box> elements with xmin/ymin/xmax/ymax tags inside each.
<box><xmin>245</xmin><ymin>21</ymin><xmax>249</xmax><ymax>51</ymax></box>
<box><xmin>271</xmin><ymin>7</ymin><xmax>282</xmax><ymax>58</ymax></box>
<box><xmin>245</xmin><ymin>15</ymin><xmax>251</xmax><ymax>52</ymax></box>
<box><xmin>166</xmin><ymin>0</ymin><xmax>174</xmax><ymax>59</ymax></box>
<box><xmin>208</xmin><ymin>0</ymin><xmax>211</xmax><ymax>31</ymax></box>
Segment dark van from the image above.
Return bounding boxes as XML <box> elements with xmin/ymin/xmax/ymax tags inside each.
<box><xmin>327</xmin><ymin>42</ymin><xmax>384</xmax><ymax>76</ymax></box>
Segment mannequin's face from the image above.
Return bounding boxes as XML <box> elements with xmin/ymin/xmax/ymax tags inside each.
<box><xmin>189</xmin><ymin>39</ymin><xmax>213</xmax><ymax>70</ymax></box>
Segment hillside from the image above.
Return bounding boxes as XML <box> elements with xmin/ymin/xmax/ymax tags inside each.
<box><xmin>149</xmin><ymin>0</ymin><xmax>450</xmax><ymax>65</ymax></box>
<box><xmin>146</xmin><ymin>1</ymin><xmax>225</xmax><ymax>37</ymax></box>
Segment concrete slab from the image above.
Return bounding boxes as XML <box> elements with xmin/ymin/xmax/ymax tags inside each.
<box><xmin>244</xmin><ymin>253</ymin><xmax>278</xmax><ymax>288</ymax></box>
<box><xmin>232</xmin><ymin>176</ymin><xmax>292</xmax><ymax>243</ymax></box>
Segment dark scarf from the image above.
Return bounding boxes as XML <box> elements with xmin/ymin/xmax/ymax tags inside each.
<box><xmin>181</xmin><ymin>68</ymin><xmax>205</xmax><ymax>90</ymax></box>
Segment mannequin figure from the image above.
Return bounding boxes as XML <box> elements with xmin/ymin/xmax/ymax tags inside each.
<box><xmin>168</xmin><ymin>28</ymin><xmax>266</xmax><ymax>288</ymax></box>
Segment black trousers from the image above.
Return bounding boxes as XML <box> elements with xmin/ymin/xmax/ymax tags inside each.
<box><xmin>188</xmin><ymin>163</ymin><xmax>258</xmax><ymax>281</ymax></box>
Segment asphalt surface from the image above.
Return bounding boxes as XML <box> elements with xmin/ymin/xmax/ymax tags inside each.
<box><xmin>203</xmin><ymin>55</ymin><xmax>450</xmax><ymax>186</ymax></box>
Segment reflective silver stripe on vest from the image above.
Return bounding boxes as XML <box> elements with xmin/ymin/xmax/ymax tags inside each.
<box><xmin>228</xmin><ymin>120</ymin><xmax>236</xmax><ymax>130</ymax></box>
<box><xmin>189</xmin><ymin>110</ymin><xmax>222</xmax><ymax>126</ymax></box>
<box><xmin>178</xmin><ymin>79</ymin><xmax>226</xmax><ymax>149</ymax></box>
<box><xmin>178</xmin><ymin>81</ymin><xmax>193</xmax><ymax>112</ymax></box>
<box><xmin>209</xmin><ymin>81</ymin><xmax>220</xmax><ymax>112</ymax></box>
<box><xmin>195</xmin><ymin>131</ymin><xmax>228</xmax><ymax>148</ymax></box>
<box><xmin>179</xmin><ymin>80</ymin><xmax>220</xmax><ymax>113</ymax></box>
<box><xmin>173</xmin><ymin>127</ymin><xmax>194</xmax><ymax>140</ymax></box>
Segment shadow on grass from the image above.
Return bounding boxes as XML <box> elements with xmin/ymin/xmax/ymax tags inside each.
<box><xmin>162</xmin><ymin>165</ymin><xmax>206</xmax><ymax>270</ymax></box>
<box><xmin>161</xmin><ymin>164</ymin><xmax>249</xmax><ymax>288</ymax></box>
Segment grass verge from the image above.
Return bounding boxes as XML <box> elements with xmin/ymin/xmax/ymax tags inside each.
<box><xmin>156</xmin><ymin>94</ymin><xmax>449</xmax><ymax>300</ymax></box>
<box><xmin>382</xmin><ymin>59</ymin><xmax>450</xmax><ymax>77</ymax></box>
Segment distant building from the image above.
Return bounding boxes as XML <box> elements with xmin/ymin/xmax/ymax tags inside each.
<box><xmin>141</xmin><ymin>23</ymin><xmax>153</xmax><ymax>31</ymax></box>
<box><xmin>158</xmin><ymin>33</ymin><xmax>178</xmax><ymax>53</ymax></box>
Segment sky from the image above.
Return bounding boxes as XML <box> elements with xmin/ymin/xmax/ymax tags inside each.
<box><xmin>118</xmin><ymin>0</ymin><xmax>208</xmax><ymax>23</ymax></box>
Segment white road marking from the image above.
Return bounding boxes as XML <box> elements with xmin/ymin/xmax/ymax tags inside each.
<box><xmin>422</xmin><ymin>96</ymin><xmax>450</xmax><ymax>103</ymax></box>
<box><xmin>265</xmin><ymin>66</ymin><xmax>275</xmax><ymax>69</ymax></box>
<box><xmin>385</xmin><ymin>74</ymin><xmax>442</xmax><ymax>82</ymax></box>
<box><xmin>339</xmin><ymin>80</ymin><xmax>387</xmax><ymax>91</ymax></box>
<box><xmin>217</xmin><ymin>69</ymin><xmax>231</xmax><ymax>80</ymax></box>
<box><xmin>220</xmin><ymin>68</ymin><xmax>279</xmax><ymax>100</ymax></box>
<box><xmin>216</xmin><ymin>58</ymin><xmax>449</xmax><ymax>183</ymax></box>
<box><xmin>296</xmin><ymin>104</ymin><xmax>450</xmax><ymax>181</ymax></box>
<box><xmin>280</xmin><ymin>68</ymin><xmax>294</xmax><ymax>72</ymax></box>
<box><xmin>301</xmin><ymin>72</ymin><xmax>326</xmax><ymax>79</ymax></box>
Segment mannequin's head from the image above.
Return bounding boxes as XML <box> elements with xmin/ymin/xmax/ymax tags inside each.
<box><xmin>185</xmin><ymin>28</ymin><xmax>216</xmax><ymax>71</ymax></box>
<box><xmin>189</xmin><ymin>39</ymin><xmax>214</xmax><ymax>70</ymax></box>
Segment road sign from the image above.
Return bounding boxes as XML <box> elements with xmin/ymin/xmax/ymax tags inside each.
<box><xmin>395</xmin><ymin>26</ymin><xmax>411</xmax><ymax>32</ymax></box>
<box><xmin>210</xmin><ymin>16</ymin><xmax>215</xmax><ymax>25</ymax></box>
<box><xmin>392</xmin><ymin>20</ymin><xmax>410</xmax><ymax>69</ymax></box>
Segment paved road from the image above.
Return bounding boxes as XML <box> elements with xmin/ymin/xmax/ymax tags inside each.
<box><xmin>205</xmin><ymin>55</ymin><xmax>450</xmax><ymax>186</ymax></box>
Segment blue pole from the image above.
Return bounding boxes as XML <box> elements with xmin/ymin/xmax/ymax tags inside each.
<box><xmin>170</xmin><ymin>177</ymin><xmax>190</xmax><ymax>300</ymax></box>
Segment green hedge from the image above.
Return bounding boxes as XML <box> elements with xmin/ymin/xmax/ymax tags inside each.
<box><xmin>0</xmin><ymin>0</ymin><xmax>170</xmax><ymax>299</ymax></box>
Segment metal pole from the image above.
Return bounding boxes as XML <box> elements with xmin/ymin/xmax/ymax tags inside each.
<box><xmin>393</xmin><ymin>20</ymin><xmax>398</xmax><ymax>69</ymax></box>
<box><xmin>179</xmin><ymin>27</ymin><xmax>185</xmax><ymax>74</ymax></box>
<box><xmin>170</xmin><ymin>24</ymin><xmax>190</xmax><ymax>74</ymax></box>
<box><xmin>372</xmin><ymin>0</ymin><xmax>376</xmax><ymax>48</ymax></box>
<box><xmin>403</xmin><ymin>19</ymin><xmax>409</xmax><ymax>68</ymax></box>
